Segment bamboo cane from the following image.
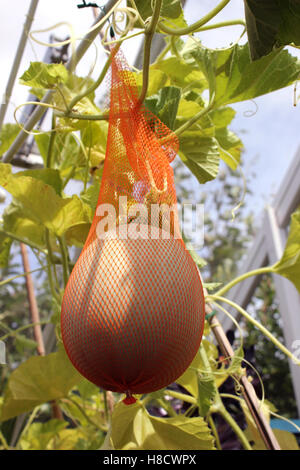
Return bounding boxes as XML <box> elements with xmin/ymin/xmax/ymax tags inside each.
<box><xmin>20</xmin><ymin>243</ymin><xmax>63</xmax><ymax>420</ymax></box>
<box><xmin>203</xmin><ymin>287</ymin><xmax>281</xmax><ymax>450</ymax></box>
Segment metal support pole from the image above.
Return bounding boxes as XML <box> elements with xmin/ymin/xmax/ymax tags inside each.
<box><xmin>0</xmin><ymin>0</ymin><xmax>39</xmax><ymax>130</ymax></box>
<box><xmin>2</xmin><ymin>0</ymin><xmax>120</xmax><ymax>163</ymax></box>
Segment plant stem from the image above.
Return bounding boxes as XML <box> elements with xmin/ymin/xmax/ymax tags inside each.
<box><xmin>0</xmin><ymin>228</ymin><xmax>47</xmax><ymax>254</ymax></box>
<box><xmin>66</xmin><ymin>44</ymin><xmax>120</xmax><ymax>116</ymax></box>
<box><xmin>170</xmin><ymin>36</ymin><xmax>181</xmax><ymax>59</ymax></box>
<box><xmin>209</xmin><ymin>294</ymin><xmax>300</xmax><ymax>366</ymax></box>
<box><xmin>158</xmin><ymin>0</ymin><xmax>231</xmax><ymax>36</ymax></box>
<box><xmin>0</xmin><ymin>429</ymin><xmax>10</xmax><ymax>450</ymax></box>
<box><xmin>218</xmin><ymin>404</ymin><xmax>252</xmax><ymax>450</ymax></box>
<box><xmin>129</xmin><ymin>0</ymin><xmax>145</xmax><ymax>28</ymax></box>
<box><xmin>46</xmin><ymin>114</ymin><xmax>56</xmax><ymax>168</ymax></box>
<box><xmin>173</xmin><ymin>100</ymin><xmax>215</xmax><ymax>138</ymax></box>
<box><xmin>0</xmin><ymin>321</ymin><xmax>49</xmax><ymax>342</ymax></box>
<box><xmin>45</xmin><ymin>229</ymin><xmax>60</xmax><ymax>301</ymax></box>
<box><xmin>57</xmin><ymin>236</ymin><xmax>70</xmax><ymax>288</ymax></box>
<box><xmin>63</xmin><ymin>397</ymin><xmax>107</xmax><ymax>432</ymax></box>
<box><xmin>62</xmin><ymin>165</ymin><xmax>76</xmax><ymax>189</ymax></box>
<box><xmin>164</xmin><ymin>390</ymin><xmax>196</xmax><ymax>405</ymax></box>
<box><xmin>207</xmin><ymin>414</ymin><xmax>222</xmax><ymax>450</ymax></box>
<box><xmin>196</xmin><ymin>19</ymin><xmax>245</xmax><ymax>32</ymax></box>
<box><xmin>220</xmin><ymin>393</ymin><xmax>244</xmax><ymax>403</ymax></box>
<box><xmin>138</xmin><ymin>0</ymin><xmax>163</xmax><ymax>104</ymax></box>
<box><xmin>55</xmin><ymin>110</ymin><xmax>109</xmax><ymax>121</ymax></box>
<box><xmin>215</xmin><ymin>266</ymin><xmax>273</xmax><ymax>297</ymax></box>
<box><xmin>16</xmin><ymin>406</ymin><xmax>40</xmax><ymax>450</ymax></box>
<box><xmin>0</xmin><ymin>266</ymin><xmax>47</xmax><ymax>287</ymax></box>
<box><xmin>158</xmin><ymin>398</ymin><xmax>177</xmax><ymax>417</ymax></box>
<box><xmin>103</xmin><ymin>390</ymin><xmax>109</xmax><ymax>423</ymax></box>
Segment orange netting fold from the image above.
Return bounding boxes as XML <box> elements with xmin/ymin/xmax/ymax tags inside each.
<box><xmin>61</xmin><ymin>47</ymin><xmax>205</xmax><ymax>403</ymax></box>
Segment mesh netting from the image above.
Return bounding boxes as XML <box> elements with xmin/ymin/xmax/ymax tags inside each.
<box><xmin>61</xmin><ymin>47</ymin><xmax>205</xmax><ymax>403</ymax></box>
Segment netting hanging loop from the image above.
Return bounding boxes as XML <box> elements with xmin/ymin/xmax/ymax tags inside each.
<box><xmin>123</xmin><ymin>391</ymin><xmax>137</xmax><ymax>405</ymax></box>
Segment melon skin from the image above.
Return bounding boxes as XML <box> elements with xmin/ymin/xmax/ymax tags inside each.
<box><xmin>61</xmin><ymin>225</ymin><xmax>205</xmax><ymax>394</ymax></box>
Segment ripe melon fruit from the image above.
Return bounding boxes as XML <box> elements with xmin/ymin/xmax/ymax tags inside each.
<box><xmin>61</xmin><ymin>224</ymin><xmax>205</xmax><ymax>396</ymax></box>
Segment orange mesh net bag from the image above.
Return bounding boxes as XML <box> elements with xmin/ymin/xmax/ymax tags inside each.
<box><xmin>61</xmin><ymin>46</ymin><xmax>205</xmax><ymax>404</ymax></box>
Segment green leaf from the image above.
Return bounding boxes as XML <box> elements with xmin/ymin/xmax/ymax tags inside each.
<box><xmin>187</xmin><ymin>43</ymin><xmax>300</xmax><ymax>106</ymax></box>
<box><xmin>209</xmin><ymin>105</ymin><xmax>243</xmax><ymax>167</ymax></box>
<box><xmin>215</xmin><ymin>127</ymin><xmax>243</xmax><ymax>170</ymax></box>
<box><xmin>16</xmin><ymin>168</ymin><xmax>63</xmax><ymax>195</ymax></box>
<box><xmin>176</xmin><ymin>350</ymin><xmax>203</xmax><ymax>398</ymax></box>
<box><xmin>197</xmin><ymin>372</ymin><xmax>217</xmax><ymax>417</ymax></box>
<box><xmin>80</xmin><ymin>182</ymin><xmax>101</xmax><ymax>211</ymax></box>
<box><xmin>80</xmin><ymin>121</ymin><xmax>108</xmax><ymax>168</ymax></box>
<box><xmin>145</xmin><ymin>86</ymin><xmax>181</xmax><ymax>130</ymax></box>
<box><xmin>273</xmin><ymin>208</ymin><xmax>300</xmax><ymax>293</ymax></box>
<box><xmin>136</xmin><ymin>69</ymin><xmax>168</xmax><ymax>97</ymax></box>
<box><xmin>110</xmin><ymin>401</ymin><xmax>215</xmax><ymax>450</ymax></box>
<box><xmin>244</xmin><ymin>0</ymin><xmax>300</xmax><ymax>61</ymax></box>
<box><xmin>242</xmin><ymin>399</ymin><xmax>275</xmax><ymax>450</ymax></box>
<box><xmin>0</xmin><ymin>231</ymin><xmax>12</xmax><ymax>268</ymax></box>
<box><xmin>15</xmin><ymin>335</ymin><xmax>38</xmax><ymax>354</ymax></box>
<box><xmin>19</xmin><ymin>62</ymin><xmax>68</xmax><ymax>89</ymax></box>
<box><xmin>178</xmin><ymin>137</ymin><xmax>220</xmax><ymax>184</ymax></box>
<box><xmin>76</xmin><ymin>380</ymin><xmax>99</xmax><ymax>401</ymax></box>
<box><xmin>2</xmin><ymin>202</ymin><xmax>45</xmax><ymax>249</ymax></box>
<box><xmin>19</xmin><ymin>419</ymin><xmax>68</xmax><ymax>450</ymax></box>
<box><xmin>131</xmin><ymin>0</ymin><xmax>186</xmax><ymax>26</ymax></box>
<box><xmin>0</xmin><ymin>123</ymin><xmax>20</xmax><ymax>155</ymax></box>
<box><xmin>0</xmin><ymin>163</ymin><xmax>93</xmax><ymax>238</ymax></box>
<box><xmin>34</xmin><ymin>133</ymin><xmax>51</xmax><ymax>165</ymax></box>
<box><xmin>65</xmin><ymin>223</ymin><xmax>91</xmax><ymax>247</ymax></box>
<box><xmin>203</xmin><ymin>282</ymin><xmax>222</xmax><ymax>291</ymax></box>
<box><xmin>273</xmin><ymin>429</ymin><xmax>300</xmax><ymax>450</ymax></box>
<box><xmin>175</xmin><ymin>98</ymin><xmax>220</xmax><ymax>184</ymax></box>
<box><xmin>0</xmin><ymin>348</ymin><xmax>82</xmax><ymax>422</ymax></box>
<box><xmin>153</xmin><ymin>57</ymin><xmax>207</xmax><ymax>90</ymax></box>
<box><xmin>209</xmin><ymin>107</ymin><xmax>237</xmax><ymax>128</ymax></box>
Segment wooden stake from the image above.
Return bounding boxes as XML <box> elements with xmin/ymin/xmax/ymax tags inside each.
<box><xmin>20</xmin><ymin>243</ymin><xmax>45</xmax><ymax>356</ymax></box>
<box><xmin>20</xmin><ymin>243</ymin><xmax>63</xmax><ymax>420</ymax></box>
<box><xmin>205</xmin><ymin>297</ymin><xmax>281</xmax><ymax>450</ymax></box>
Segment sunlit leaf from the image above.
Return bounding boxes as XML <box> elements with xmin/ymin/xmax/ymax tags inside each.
<box><xmin>178</xmin><ymin>137</ymin><xmax>220</xmax><ymax>184</ymax></box>
<box><xmin>273</xmin><ymin>429</ymin><xmax>300</xmax><ymax>450</ymax></box>
<box><xmin>131</xmin><ymin>0</ymin><xmax>187</xmax><ymax>28</ymax></box>
<box><xmin>244</xmin><ymin>0</ymin><xmax>300</xmax><ymax>61</ymax></box>
<box><xmin>0</xmin><ymin>163</ymin><xmax>93</xmax><ymax>238</ymax></box>
<box><xmin>186</xmin><ymin>42</ymin><xmax>300</xmax><ymax>106</ymax></box>
<box><xmin>0</xmin><ymin>348</ymin><xmax>82</xmax><ymax>422</ymax></box>
<box><xmin>153</xmin><ymin>56</ymin><xmax>207</xmax><ymax>90</ymax></box>
<box><xmin>0</xmin><ymin>231</ymin><xmax>12</xmax><ymax>268</ymax></box>
<box><xmin>273</xmin><ymin>208</ymin><xmax>300</xmax><ymax>293</ymax></box>
<box><xmin>3</xmin><ymin>202</ymin><xmax>45</xmax><ymax>249</ymax></box>
<box><xmin>16</xmin><ymin>168</ymin><xmax>63</xmax><ymax>195</ymax></box>
<box><xmin>136</xmin><ymin>69</ymin><xmax>168</xmax><ymax>97</ymax></box>
<box><xmin>19</xmin><ymin>419</ymin><xmax>68</xmax><ymax>450</ymax></box>
<box><xmin>20</xmin><ymin>62</ymin><xmax>68</xmax><ymax>89</ymax></box>
<box><xmin>145</xmin><ymin>86</ymin><xmax>181</xmax><ymax>130</ymax></box>
<box><xmin>0</xmin><ymin>123</ymin><xmax>20</xmax><ymax>155</ymax></box>
<box><xmin>110</xmin><ymin>401</ymin><xmax>215</xmax><ymax>450</ymax></box>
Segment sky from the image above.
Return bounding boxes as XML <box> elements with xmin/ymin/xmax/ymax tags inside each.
<box><xmin>0</xmin><ymin>0</ymin><xmax>299</xmax><ymax>219</ymax></box>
